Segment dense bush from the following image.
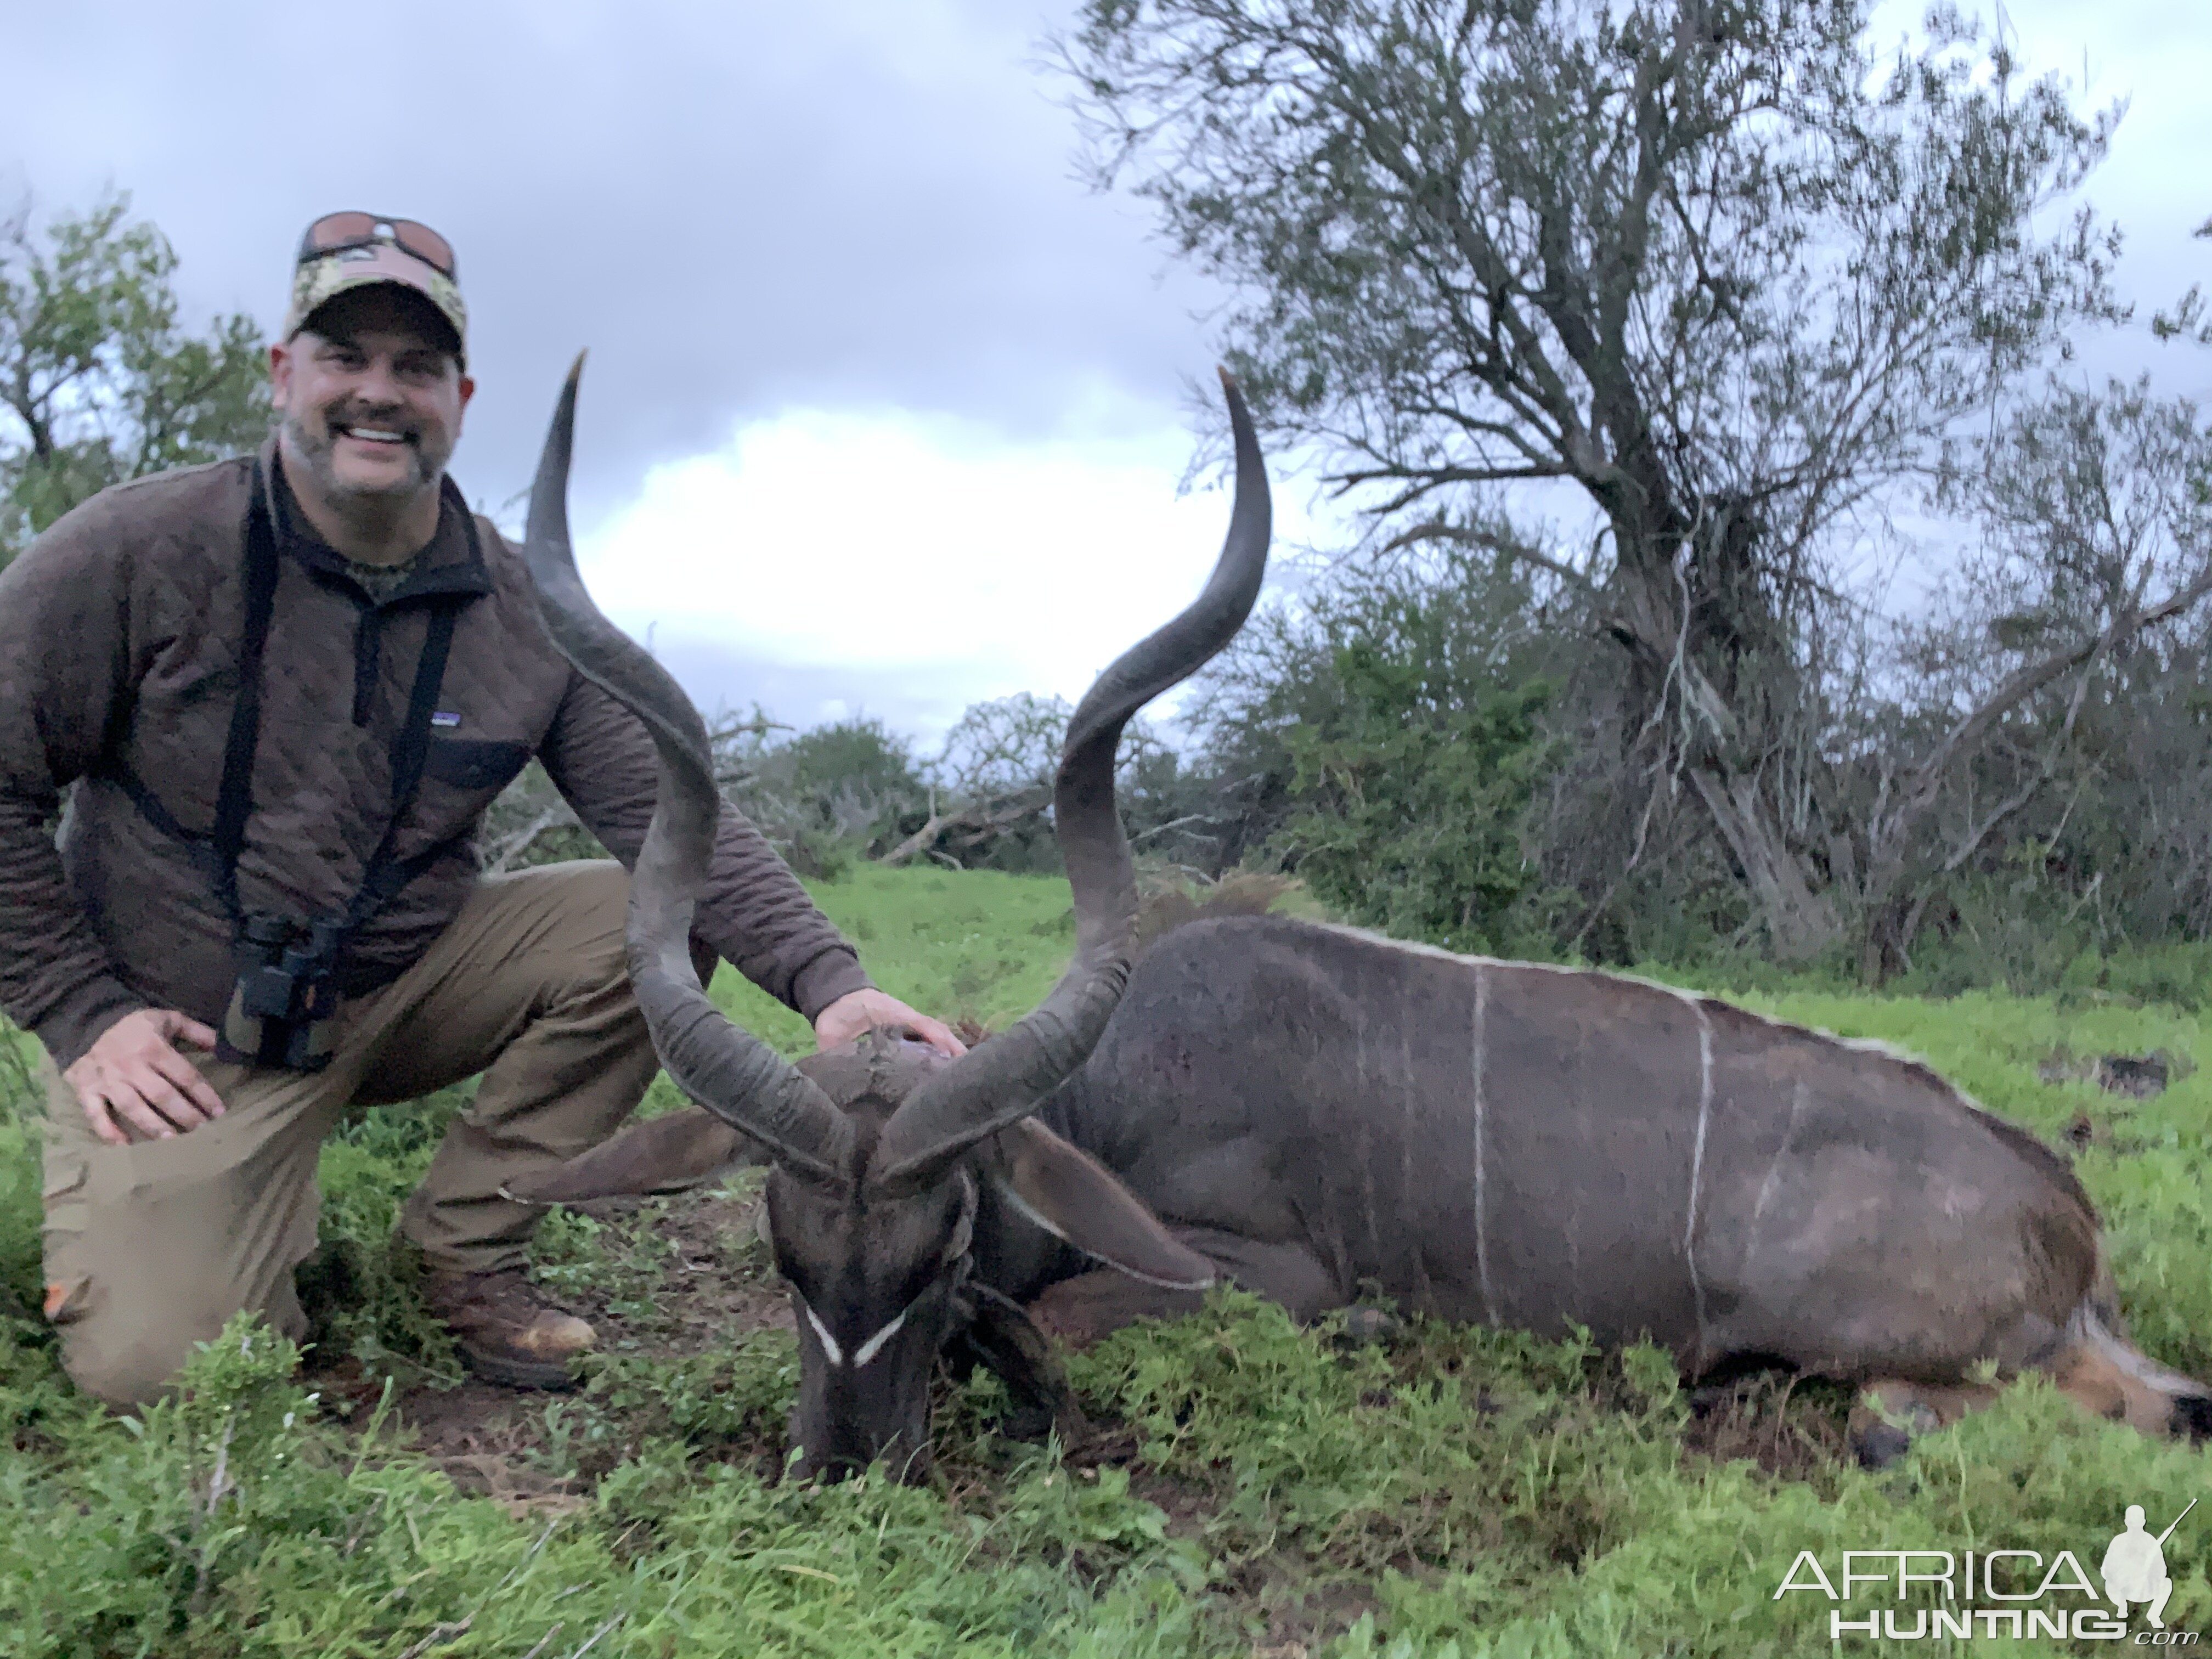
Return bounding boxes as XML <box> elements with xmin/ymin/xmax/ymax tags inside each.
<box><xmin>1267</xmin><ymin>556</ymin><xmax>1562</xmax><ymax>953</ymax></box>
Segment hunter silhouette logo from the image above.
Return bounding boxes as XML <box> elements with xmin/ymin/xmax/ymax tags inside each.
<box><xmin>1775</xmin><ymin>1500</ymin><xmax>2202</xmax><ymax>1642</ymax></box>
<box><xmin>2104</xmin><ymin>1501</ymin><xmax>2194</xmax><ymax>1631</ymax></box>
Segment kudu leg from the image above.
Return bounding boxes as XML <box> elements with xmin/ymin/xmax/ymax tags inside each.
<box><xmin>1853</xmin><ymin>1353</ymin><xmax>2212</xmax><ymax>1467</ymax></box>
<box><xmin>1848</xmin><ymin>1378</ymin><xmax>2001</xmax><ymax>1469</ymax></box>
<box><xmin>1028</xmin><ymin>1228</ymin><xmax>1339</xmax><ymax>1348</ymax></box>
<box><xmin>1027</xmin><ymin>1271</ymin><xmax>1211</xmax><ymax>1348</ymax></box>
<box><xmin>2046</xmin><ymin>1308</ymin><xmax>2212</xmax><ymax>1441</ymax></box>
<box><xmin>947</xmin><ymin>1282</ymin><xmax>1088</xmax><ymax>1445</ymax></box>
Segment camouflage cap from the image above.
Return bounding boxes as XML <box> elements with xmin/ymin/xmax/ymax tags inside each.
<box><xmin>284</xmin><ymin>231</ymin><xmax>469</xmax><ymax>364</ymax></box>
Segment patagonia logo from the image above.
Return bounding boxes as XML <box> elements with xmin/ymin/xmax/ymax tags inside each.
<box><xmin>431</xmin><ymin>712</ymin><xmax>462</xmax><ymax>728</ymax></box>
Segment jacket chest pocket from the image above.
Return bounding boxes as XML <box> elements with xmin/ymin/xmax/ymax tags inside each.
<box><xmin>424</xmin><ymin>738</ymin><xmax>531</xmax><ymax>792</ymax></box>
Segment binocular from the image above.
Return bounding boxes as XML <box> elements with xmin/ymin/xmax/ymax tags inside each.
<box><xmin>218</xmin><ymin>911</ymin><xmax>348</xmax><ymax>1071</ymax></box>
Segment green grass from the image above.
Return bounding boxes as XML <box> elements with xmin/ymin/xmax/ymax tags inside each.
<box><xmin>2</xmin><ymin>865</ymin><xmax>2208</xmax><ymax>1656</ymax></box>
<box><xmin>713</xmin><ymin>861</ymin><xmax>1089</xmax><ymax>1056</ymax></box>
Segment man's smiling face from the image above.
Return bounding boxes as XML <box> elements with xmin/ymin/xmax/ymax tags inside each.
<box><xmin>270</xmin><ymin>285</ymin><xmax>474</xmax><ymax>510</ymax></box>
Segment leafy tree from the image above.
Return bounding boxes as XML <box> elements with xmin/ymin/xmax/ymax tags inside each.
<box><xmin>1</xmin><ymin>192</ymin><xmax>269</xmax><ymax>566</ymax></box>
<box><xmin>1846</xmin><ymin>379</ymin><xmax>2212</xmax><ymax>977</ymax></box>
<box><xmin>1284</xmin><ymin>650</ymin><xmax>1556</xmax><ymax>953</ymax></box>
<box><xmin>1062</xmin><ymin>0</ymin><xmax>2119</xmax><ymax>961</ymax></box>
<box><xmin>778</xmin><ymin>717</ymin><xmax>926</xmax><ymax>809</ymax></box>
<box><xmin>1195</xmin><ymin>544</ymin><xmax>1561</xmax><ymax>945</ymax></box>
<box><xmin>751</xmin><ymin>715</ymin><xmax>929</xmax><ymax>874</ymax></box>
<box><xmin>482</xmin><ymin>713</ymin><xmax>928</xmax><ymax>880</ymax></box>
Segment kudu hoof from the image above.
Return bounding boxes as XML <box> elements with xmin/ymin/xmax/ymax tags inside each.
<box><xmin>1850</xmin><ymin>1395</ymin><xmax>1941</xmax><ymax>1469</ymax></box>
<box><xmin>1853</xmin><ymin>1421</ymin><xmax>1914</xmax><ymax>1470</ymax></box>
<box><xmin>2174</xmin><ymin>1394</ymin><xmax>2212</xmax><ymax>1442</ymax></box>
<box><xmin>1335</xmin><ymin>1306</ymin><xmax>1407</xmax><ymax>1348</ymax></box>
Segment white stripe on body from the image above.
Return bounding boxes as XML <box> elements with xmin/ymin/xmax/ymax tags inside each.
<box><xmin>1307</xmin><ymin>920</ymin><xmax>2019</xmax><ymax>1159</ymax></box>
<box><xmin>1472</xmin><ymin>962</ymin><xmax>1496</xmax><ymax>1327</ymax></box>
<box><xmin>1684</xmin><ymin>1004</ymin><xmax>1713</xmax><ymax>1357</ymax></box>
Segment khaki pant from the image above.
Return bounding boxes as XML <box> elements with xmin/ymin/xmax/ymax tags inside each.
<box><xmin>40</xmin><ymin>861</ymin><xmax>659</xmax><ymax>1406</ymax></box>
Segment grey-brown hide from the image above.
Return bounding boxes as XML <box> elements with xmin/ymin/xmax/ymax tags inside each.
<box><xmin>1015</xmin><ymin>915</ymin><xmax>2212</xmax><ymax>1460</ymax></box>
<box><xmin>519</xmin><ymin>909</ymin><xmax>2212</xmax><ymax>1470</ymax></box>
<box><xmin>510</xmin><ymin>358</ymin><xmax>1269</xmax><ymax>1479</ymax></box>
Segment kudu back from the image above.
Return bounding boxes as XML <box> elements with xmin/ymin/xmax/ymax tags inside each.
<box><xmin>511</xmin><ymin>358</ymin><xmax>1270</xmax><ymax>1477</ymax></box>
<box><xmin>1018</xmin><ymin>916</ymin><xmax>2212</xmax><ymax>1460</ymax></box>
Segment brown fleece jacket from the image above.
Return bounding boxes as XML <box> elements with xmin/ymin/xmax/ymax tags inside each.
<box><xmin>0</xmin><ymin>439</ymin><xmax>870</xmax><ymax>1071</ymax></box>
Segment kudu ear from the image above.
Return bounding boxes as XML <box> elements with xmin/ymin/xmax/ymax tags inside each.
<box><xmin>988</xmin><ymin>1119</ymin><xmax>1215</xmax><ymax>1291</ymax></box>
<box><xmin>501</xmin><ymin>1108</ymin><xmax>758</xmax><ymax>1205</ymax></box>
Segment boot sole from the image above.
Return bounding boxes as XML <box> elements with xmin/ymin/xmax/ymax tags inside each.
<box><xmin>456</xmin><ymin>1344</ymin><xmax>585</xmax><ymax>1391</ymax></box>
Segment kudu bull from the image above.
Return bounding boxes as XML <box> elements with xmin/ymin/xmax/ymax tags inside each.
<box><xmin>512</xmin><ymin>358</ymin><xmax>1269</xmax><ymax>1477</ymax></box>
<box><xmin>517</xmin><ymin>375</ymin><xmax>2211</xmax><ymax>1477</ymax></box>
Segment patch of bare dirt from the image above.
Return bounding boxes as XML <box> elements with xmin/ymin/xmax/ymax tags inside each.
<box><xmin>2039</xmin><ymin>1046</ymin><xmax>2189</xmax><ymax>1099</ymax></box>
<box><xmin>1124</xmin><ymin>1461</ymin><xmax>1216</xmax><ymax>1542</ymax></box>
<box><xmin>311</xmin><ymin>1180</ymin><xmax>798</xmax><ymax>1500</ymax></box>
<box><xmin>398</xmin><ymin>1382</ymin><xmax>585</xmax><ymax>1519</ymax></box>
<box><xmin>1220</xmin><ymin>1556</ymin><xmax>1385</xmax><ymax>1655</ymax></box>
<box><xmin>569</xmin><ymin>1185</ymin><xmax>794</xmax><ymax>1353</ymax></box>
<box><xmin>1681</xmin><ymin>1370</ymin><xmax>1855</xmax><ymax>1481</ymax></box>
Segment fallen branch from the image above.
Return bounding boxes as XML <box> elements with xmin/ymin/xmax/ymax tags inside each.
<box><xmin>481</xmin><ymin>804</ymin><xmax>580</xmax><ymax>875</ymax></box>
<box><xmin>878</xmin><ymin>787</ymin><xmax>952</xmax><ymax>866</ymax></box>
<box><xmin>1131</xmin><ymin>814</ymin><xmax>1218</xmax><ymax>845</ymax></box>
<box><xmin>878</xmin><ymin>786</ymin><xmax>1052</xmax><ymax>865</ymax></box>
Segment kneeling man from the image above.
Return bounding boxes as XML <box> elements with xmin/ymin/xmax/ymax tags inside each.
<box><xmin>0</xmin><ymin>213</ymin><xmax>958</xmax><ymax>1402</ymax></box>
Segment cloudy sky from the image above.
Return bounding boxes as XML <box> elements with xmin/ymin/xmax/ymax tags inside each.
<box><xmin>6</xmin><ymin>0</ymin><xmax>2208</xmax><ymax>744</ymax></box>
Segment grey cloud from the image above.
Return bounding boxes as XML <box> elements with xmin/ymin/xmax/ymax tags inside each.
<box><xmin>11</xmin><ymin>0</ymin><xmax>2207</xmax><ymax>557</ymax></box>
<box><xmin>642</xmin><ymin>633</ymin><xmax>995</xmax><ymax>748</ymax></box>
<box><xmin>3</xmin><ymin>0</ymin><xmax>1222</xmax><ymax>524</ymax></box>
<box><xmin>646</xmin><ymin>631</ymin><xmax>1206</xmax><ymax>754</ymax></box>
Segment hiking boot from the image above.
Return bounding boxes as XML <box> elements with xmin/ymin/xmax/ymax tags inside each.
<box><xmin>422</xmin><ymin>1267</ymin><xmax>595</xmax><ymax>1390</ymax></box>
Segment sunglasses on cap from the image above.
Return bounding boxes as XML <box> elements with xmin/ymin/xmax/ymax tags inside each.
<box><xmin>296</xmin><ymin>212</ymin><xmax>458</xmax><ymax>280</ymax></box>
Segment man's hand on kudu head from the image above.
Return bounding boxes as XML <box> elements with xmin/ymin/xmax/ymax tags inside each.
<box><xmin>813</xmin><ymin>988</ymin><xmax>967</xmax><ymax>1058</ymax></box>
<box><xmin>64</xmin><ymin>1009</ymin><xmax>225</xmax><ymax>1145</ymax></box>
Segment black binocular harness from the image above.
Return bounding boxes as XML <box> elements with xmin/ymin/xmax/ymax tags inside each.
<box><xmin>101</xmin><ymin>460</ymin><xmax>479</xmax><ymax>1070</ymax></box>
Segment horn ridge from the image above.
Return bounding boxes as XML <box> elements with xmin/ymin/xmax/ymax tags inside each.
<box><xmin>870</xmin><ymin>370</ymin><xmax>1271</xmax><ymax>1187</ymax></box>
<box><xmin>519</xmin><ymin>357</ymin><xmax>854</xmax><ymax>1183</ymax></box>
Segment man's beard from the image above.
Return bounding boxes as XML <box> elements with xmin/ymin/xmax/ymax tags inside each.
<box><xmin>284</xmin><ymin>403</ymin><xmax>448</xmax><ymax>504</ymax></box>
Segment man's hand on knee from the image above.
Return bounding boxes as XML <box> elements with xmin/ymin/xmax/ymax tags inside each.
<box><xmin>814</xmin><ymin>989</ymin><xmax>967</xmax><ymax>1058</ymax></box>
<box><xmin>64</xmin><ymin>1009</ymin><xmax>225</xmax><ymax>1145</ymax></box>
